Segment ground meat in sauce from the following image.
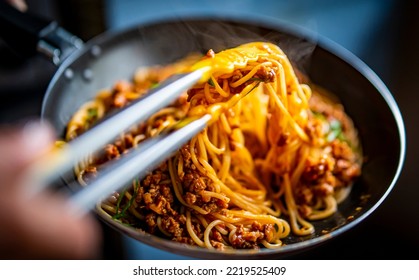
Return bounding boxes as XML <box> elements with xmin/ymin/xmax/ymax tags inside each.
<box><xmin>104</xmin><ymin>144</ymin><xmax>120</xmax><ymax>160</ymax></box>
<box><xmin>138</xmin><ymin>170</ymin><xmax>176</xmax><ymax>216</ymax></box>
<box><xmin>230</xmin><ymin>223</ymin><xmax>274</xmax><ymax>249</ymax></box>
<box><xmin>331</xmin><ymin>140</ymin><xmax>361</xmax><ymax>185</ymax></box>
<box><xmin>111</xmin><ymin>80</ymin><xmax>134</xmax><ymax>108</ymax></box>
<box><xmin>83</xmin><ymin>63</ymin><xmax>361</xmax><ymax>250</ymax></box>
<box><xmin>295</xmin><ymin>137</ymin><xmax>361</xmax><ymax>217</ymax></box>
<box><xmin>97</xmin><ymin>112</ymin><xmax>360</xmax><ymax>249</ymax></box>
<box><xmin>160</xmin><ymin>216</ymin><xmax>184</xmax><ymax>237</ymax></box>
<box><xmin>104</xmin><ymin>142</ymin><xmax>230</xmax><ymax>241</ymax></box>
<box><xmin>255</xmin><ymin>65</ymin><xmax>276</xmax><ymax>83</ymax></box>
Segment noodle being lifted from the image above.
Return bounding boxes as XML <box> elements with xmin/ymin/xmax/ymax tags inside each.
<box><xmin>66</xmin><ymin>42</ymin><xmax>362</xmax><ymax>249</ymax></box>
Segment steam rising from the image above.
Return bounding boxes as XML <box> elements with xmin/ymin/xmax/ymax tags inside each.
<box><xmin>143</xmin><ymin>18</ymin><xmax>318</xmax><ymax>76</ymax></box>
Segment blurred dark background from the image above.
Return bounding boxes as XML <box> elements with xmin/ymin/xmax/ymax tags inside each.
<box><xmin>0</xmin><ymin>0</ymin><xmax>418</xmax><ymax>259</ymax></box>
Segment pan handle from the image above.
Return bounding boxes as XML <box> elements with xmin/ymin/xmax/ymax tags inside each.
<box><xmin>0</xmin><ymin>2</ymin><xmax>83</xmax><ymax>65</ymax></box>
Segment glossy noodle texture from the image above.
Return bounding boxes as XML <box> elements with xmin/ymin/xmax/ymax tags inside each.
<box><xmin>65</xmin><ymin>42</ymin><xmax>362</xmax><ymax>250</ymax></box>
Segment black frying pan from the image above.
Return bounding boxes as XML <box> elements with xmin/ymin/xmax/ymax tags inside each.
<box><xmin>0</xmin><ymin>3</ymin><xmax>405</xmax><ymax>259</ymax></box>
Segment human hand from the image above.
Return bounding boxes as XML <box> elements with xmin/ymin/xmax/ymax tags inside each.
<box><xmin>0</xmin><ymin>121</ymin><xmax>102</xmax><ymax>259</ymax></box>
<box><xmin>6</xmin><ymin>0</ymin><xmax>27</xmax><ymax>11</ymax></box>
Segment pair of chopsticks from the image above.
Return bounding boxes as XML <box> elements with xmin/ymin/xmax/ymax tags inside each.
<box><xmin>27</xmin><ymin>68</ymin><xmax>211</xmax><ymax>215</ymax></box>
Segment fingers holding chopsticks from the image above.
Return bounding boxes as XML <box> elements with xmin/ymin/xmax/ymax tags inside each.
<box><xmin>0</xmin><ymin>121</ymin><xmax>101</xmax><ymax>259</ymax></box>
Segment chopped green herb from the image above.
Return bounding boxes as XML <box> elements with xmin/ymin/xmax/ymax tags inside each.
<box><xmin>150</xmin><ymin>82</ymin><xmax>159</xmax><ymax>89</ymax></box>
<box><xmin>113</xmin><ymin>179</ymin><xmax>140</xmax><ymax>220</ymax></box>
<box><xmin>207</xmin><ymin>77</ymin><xmax>215</xmax><ymax>87</ymax></box>
<box><xmin>87</xmin><ymin>108</ymin><xmax>98</xmax><ymax>120</ymax></box>
<box><xmin>327</xmin><ymin>119</ymin><xmax>346</xmax><ymax>142</ymax></box>
<box><xmin>113</xmin><ymin>188</ymin><xmax>127</xmax><ymax>219</ymax></box>
<box><xmin>336</xmin><ymin>131</ymin><xmax>347</xmax><ymax>142</ymax></box>
<box><xmin>329</xmin><ymin>119</ymin><xmax>341</xmax><ymax>131</ymax></box>
<box><xmin>84</xmin><ymin>108</ymin><xmax>99</xmax><ymax>130</ymax></box>
<box><xmin>172</xmin><ymin>117</ymin><xmax>199</xmax><ymax>130</ymax></box>
<box><xmin>312</xmin><ymin>111</ymin><xmax>326</xmax><ymax>120</ymax></box>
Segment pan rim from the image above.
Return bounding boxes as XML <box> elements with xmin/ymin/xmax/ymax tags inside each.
<box><xmin>40</xmin><ymin>14</ymin><xmax>406</xmax><ymax>259</ymax></box>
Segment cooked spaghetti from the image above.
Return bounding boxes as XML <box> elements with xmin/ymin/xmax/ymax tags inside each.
<box><xmin>65</xmin><ymin>42</ymin><xmax>362</xmax><ymax>250</ymax></box>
